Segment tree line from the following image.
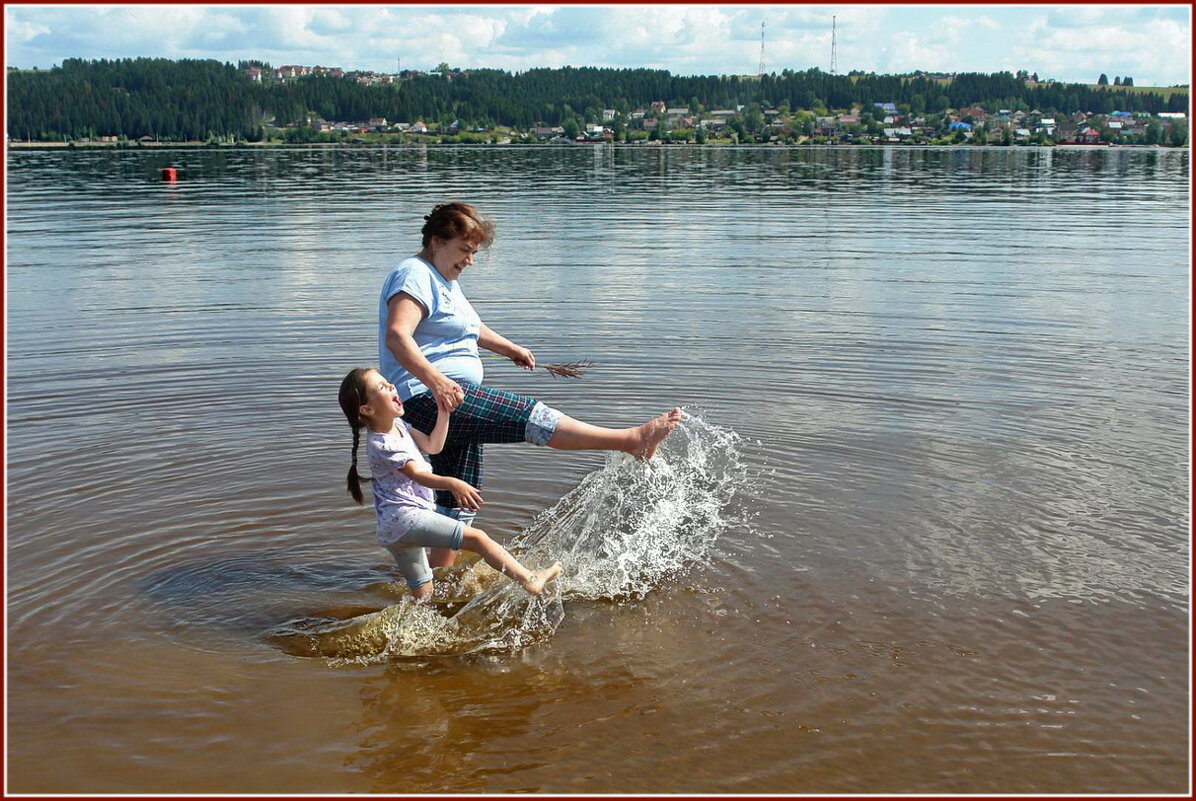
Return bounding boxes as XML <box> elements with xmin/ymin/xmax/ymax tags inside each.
<box><xmin>6</xmin><ymin>57</ymin><xmax>1189</xmax><ymax>142</ymax></box>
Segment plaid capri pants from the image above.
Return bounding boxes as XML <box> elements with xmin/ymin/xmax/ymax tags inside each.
<box><xmin>401</xmin><ymin>382</ymin><xmax>560</xmax><ymax>510</ymax></box>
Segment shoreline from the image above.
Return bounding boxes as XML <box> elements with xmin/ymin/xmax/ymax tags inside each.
<box><xmin>6</xmin><ymin>140</ymin><xmax>1185</xmax><ymax>150</ymax></box>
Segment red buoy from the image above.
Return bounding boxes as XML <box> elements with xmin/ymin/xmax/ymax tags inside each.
<box><xmin>161</xmin><ymin>167</ymin><xmax>178</xmax><ymax>181</ymax></box>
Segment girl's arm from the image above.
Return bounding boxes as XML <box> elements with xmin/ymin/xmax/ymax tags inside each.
<box><xmin>399</xmin><ymin>460</ymin><xmax>484</xmax><ymax>511</ymax></box>
<box><xmin>407</xmin><ymin>400</ymin><xmax>451</xmax><ymax>455</ymax></box>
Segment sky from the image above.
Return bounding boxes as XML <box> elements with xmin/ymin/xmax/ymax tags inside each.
<box><xmin>4</xmin><ymin>4</ymin><xmax>1192</xmax><ymax>88</ymax></box>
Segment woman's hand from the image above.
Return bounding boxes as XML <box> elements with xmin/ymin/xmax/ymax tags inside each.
<box><xmin>509</xmin><ymin>345</ymin><xmax>536</xmax><ymax>371</ymax></box>
<box><xmin>428</xmin><ymin>375</ymin><xmax>466</xmax><ymax>412</ymax></box>
<box><xmin>450</xmin><ymin>479</ymin><xmax>484</xmax><ymax>511</ymax></box>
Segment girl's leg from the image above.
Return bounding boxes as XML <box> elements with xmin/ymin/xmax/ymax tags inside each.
<box><xmin>427</xmin><ymin>506</ymin><xmax>478</xmax><ymax>568</ymax></box>
<box><xmin>460</xmin><ymin>527</ymin><xmax>561</xmax><ymax>595</ymax></box>
<box><xmin>384</xmin><ymin>542</ymin><xmax>437</xmax><ymax>603</ymax></box>
<box><xmin>547</xmin><ymin>409</ymin><xmax>683</xmax><ymax>459</ymax></box>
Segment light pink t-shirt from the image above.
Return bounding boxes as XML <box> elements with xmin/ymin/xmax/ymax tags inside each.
<box><xmin>366</xmin><ymin>424</ymin><xmax>436</xmax><ymax>544</ymax></box>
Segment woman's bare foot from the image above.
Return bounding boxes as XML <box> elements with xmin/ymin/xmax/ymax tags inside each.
<box><xmin>629</xmin><ymin>408</ymin><xmax>682</xmax><ymax>459</ymax></box>
<box><xmin>521</xmin><ymin>562</ymin><xmax>562</xmax><ymax>595</ymax></box>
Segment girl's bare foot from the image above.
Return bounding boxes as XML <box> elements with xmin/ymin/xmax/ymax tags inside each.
<box><xmin>630</xmin><ymin>408</ymin><xmax>682</xmax><ymax>459</ymax></box>
<box><xmin>521</xmin><ymin>562</ymin><xmax>562</xmax><ymax>595</ymax></box>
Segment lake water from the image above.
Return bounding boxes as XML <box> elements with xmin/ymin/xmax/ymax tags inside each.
<box><xmin>5</xmin><ymin>144</ymin><xmax>1190</xmax><ymax>794</ymax></box>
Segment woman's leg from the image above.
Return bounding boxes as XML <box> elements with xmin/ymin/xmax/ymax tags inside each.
<box><xmin>460</xmin><ymin>527</ymin><xmax>561</xmax><ymax>595</ymax></box>
<box><xmin>427</xmin><ymin>547</ymin><xmax>456</xmax><ymax>569</ymax></box>
<box><xmin>401</xmin><ymin>392</ymin><xmax>483</xmax><ymax>513</ymax></box>
<box><xmin>439</xmin><ymin>385</ymin><xmax>682</xmax><ymax>460</ymax></box>
<box><xmin>411</xmin><ymin>580</ymin><xmax>434</xmax><ymax>602</ymax></box>
<box><xmin>547</xmin><ymin>409</ymin><xmax>683</xmax><ymax>459</ymax></box>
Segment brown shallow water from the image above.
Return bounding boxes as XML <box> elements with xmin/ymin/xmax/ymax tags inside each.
<box><xmin>5</xmin><ymin>145</ymin><xmax>1190</xmax><ymax>793</ymax></box>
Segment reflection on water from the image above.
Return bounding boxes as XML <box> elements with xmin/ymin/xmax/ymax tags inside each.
<box><xmin>6</xmin><ymin>145</ymin><xmax>1189</xmax><ymax>793</ymax></box>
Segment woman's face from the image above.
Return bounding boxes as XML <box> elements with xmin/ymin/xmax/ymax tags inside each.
<box><xmin>430</xmin><ymin>235</ymin><xmax>480</xmax><ymax>281</ymax></box>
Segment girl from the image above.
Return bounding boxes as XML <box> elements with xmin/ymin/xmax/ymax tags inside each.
<box><xmin>338</xmin><ymin>367</ymin><xmax>561</xmax><ymax>602</ymax></box>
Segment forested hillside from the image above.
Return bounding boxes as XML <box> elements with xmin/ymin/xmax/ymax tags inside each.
<box><xmin>6</xmin><ymin>57</ymin><xmax>1188</xmax><ymax>141</ymax></box>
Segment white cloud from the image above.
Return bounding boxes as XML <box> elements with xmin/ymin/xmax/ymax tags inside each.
<box><xmin>874</xmin><ymin>11</ymin><xmax>988</xmax><ymax>75</ymax></box>
<box><xmin>449</xmin><ymin>15</ymin><xmax>508</xmax><ymax>52</ymax></box>
<box><xmin>4</xmin><ymin>11</ymin><xmax>51</xmax><ymax>44</ymax></box>
<box><xmin>881</xmin><ymin>32</ymin><xmax>954</xmax><ymax>74</ymax></box>
<box><xmin>309</xmin><ymin>9</ymin><xmax>354</xmax><ymax>35</ymax></box>
<box><xmin>1013</xmin><ymin>14</ymin><xmax>1191</xmax><ymax>84</ymax></box>
<box><xmin>937</xmin><ymin>14</ymin><xmax>1001</xmax><ymax>40</ymax></box>
<box><xmin>506</xmin><ymin>6</ymin><xmax>557</xmax><ymax>27</ymax></box>
<box><xmin>262</xmin><ymin>7</ymin><xmax>327</xmax><ymax>50</ymax></box>
<box><xmin>2</xmin><ymin>4</ymin><xmax>1189</xmax><ymax>85</ymax></box>
<box><xmin>598</xmin><ymin>6</ymin><xmax>738</xmax><ymax>70</ymax></box>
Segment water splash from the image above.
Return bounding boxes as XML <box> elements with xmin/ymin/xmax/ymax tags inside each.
<box><xmin>515</xmin><ymin>409</ymin><xmax>749</xmax><ymax>601</ymax></box>
<box><xmin>266</xmin><ymin>411</ymin><xmax>750</xmax><ymax>663</ymax></box>
<box><xmin>267</xmin><ymin>570</ymin><xmax>565</xmax><ymax>664</ymax></box>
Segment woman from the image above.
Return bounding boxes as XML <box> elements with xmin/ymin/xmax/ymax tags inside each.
<box><xmin>377</xmin><ymin>202</ymin><xmax>681</xmax><ymax>549</ymax></box>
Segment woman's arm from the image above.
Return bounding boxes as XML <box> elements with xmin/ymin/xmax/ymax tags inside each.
<box><xmin>407</xmin><ymin>399</ymin><xmax>451</xmax><ymax>455</ymax></box>
<box><xmin>478</xmin><ymin>323</ymin><xmax>536</xmax><ymax>370</ymax></box>
<box><xmin>385</xmin><ymin>293</ymin><xmax>466</xmax><ymax>410</ymax></box>
<box><xmin>398</xmin><ymin>461</ymin><xmax>484</xmax><ymax>511</ymax></box>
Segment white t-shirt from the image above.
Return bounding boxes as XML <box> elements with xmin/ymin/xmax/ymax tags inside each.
<box><xmin>366</xmin><ymin>423</ymin><xmax>437</xmax><ymax>544</ymax></box>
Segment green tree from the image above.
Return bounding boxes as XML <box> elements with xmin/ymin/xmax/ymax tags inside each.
<box><xmin>742</xmin><ymin>103</ymin><xmax>765</xmax><ymax>133</ymax></box>
<box><xmin>1168</xmin><ymin>119</ymin><xmax>1187</xmax><ymax>147</ymax></box>
<box><xmin>7</xmin><ymin>59</ymin><xmax>1188</xmax><ymax>143</ymax></box>
<box><xmin>794</xmin><ymin>111</ymin><xmax>815</xmax><ymax>137</ymax></box>
<box><xmin>1144</xmin><ymin>119</ymin><xmax>1164</xmax><ymax>145</ymax></box>
<box><xmin>1098</xmin><ymin>73</ymin><xmax>1109</xmax><ymax>86</ymax></box>
<box><xmin>283</xmin><ymin>125</ymin><xmax>318</xmax><ymax>143</ymax></box>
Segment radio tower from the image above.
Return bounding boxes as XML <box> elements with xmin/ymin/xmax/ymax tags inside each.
<box><xmin>758</xmin><ymin>21</ymin><xmax>766</xmax><ymax>76</ymax></box>
<box><xmin>830</xmin><ymin>15</ymin><xmax>838</xmax><ymax>75</ymax></box>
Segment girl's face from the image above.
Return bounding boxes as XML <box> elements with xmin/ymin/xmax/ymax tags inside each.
<box><xmin>360</xmin><ymin>370</ymin><xmax>403</xmax><ymax>423</ymax></box>
<box><xmin>429</xmin><ymin>235</ymin><xmax>481</xmax><ymax>281</ymax></box>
